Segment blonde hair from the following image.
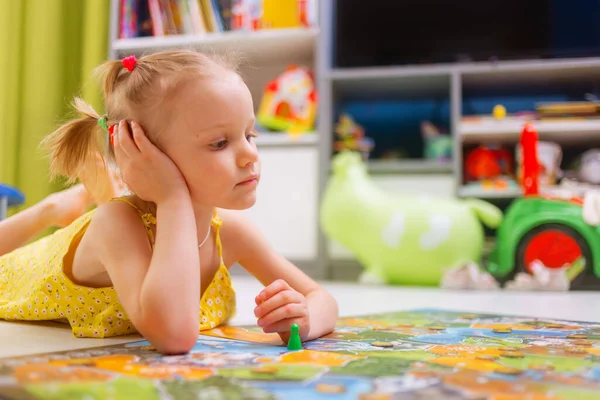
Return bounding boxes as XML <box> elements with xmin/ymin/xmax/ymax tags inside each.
<box><xmin>41</xmin><ymin>49</ymin><xmax>241</xmax><ymax>184</ymax></box>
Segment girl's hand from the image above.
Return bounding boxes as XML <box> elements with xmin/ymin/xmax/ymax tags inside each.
<box><xmin>254</xmin><ymin>279</ymin><xmax>310</xmax><ymax>343</ymax></box>
<box><xmin>113</xmin><ymin>120</ymin><xmax>188</xmax><ymax>204</ymax></box>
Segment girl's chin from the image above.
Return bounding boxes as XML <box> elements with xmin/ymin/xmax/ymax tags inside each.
<box><xmin>228</xmin><ymin>195</ymin><xmax>257</xmax><ymax>210</ymax></box>
<box><xmin>192</xmin><ymin>194</ymin><xmax>257</xmax><ymax>211</ymax></box>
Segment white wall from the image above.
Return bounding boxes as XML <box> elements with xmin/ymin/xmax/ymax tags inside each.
<box><xmin>242</xmin><ymin>143</ymin><xmax>319</xmax><ymax>261</ymax></box>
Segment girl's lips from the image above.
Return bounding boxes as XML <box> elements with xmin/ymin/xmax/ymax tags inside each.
<box><xmin>237</xmin><ymin>176</ymin><xmax>258</xmax><ymax>186</ymax></box>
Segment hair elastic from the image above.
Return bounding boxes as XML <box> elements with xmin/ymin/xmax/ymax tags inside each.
<box><xmin>97</xmin><ymin>115</ymin><xmax>108</xmax><ymax>131</ymax></box>
<box><xmin>122</xmin><ymin>55</ymin><xmax>137</xmax><ymax>72</ymax></box>
<box><xmin>97</xmin><ymin>116</ymin><xmax>116</xmax><ymax>146</ymax></box>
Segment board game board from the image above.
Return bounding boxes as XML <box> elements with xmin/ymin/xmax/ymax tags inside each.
<box><xmin>2</xmin><ymin>308</ymin><xmax>600</xmax><ymax>399</ymax></box>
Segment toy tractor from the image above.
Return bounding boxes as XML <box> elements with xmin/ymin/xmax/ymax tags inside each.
<box><xmin>486</xmin><ymin>124</ymin><xmax>600</xmax><ymax>290</ymax></box>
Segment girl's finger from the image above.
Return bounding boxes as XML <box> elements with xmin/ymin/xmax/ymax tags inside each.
<box><xmin>255</xmin><ymin>279</ymin><xmax>291</xmax><ymax>305</ymax></box>
<box><xmin>117</xmin><ymin>120</ymin><xmax>141</xmax><ymax>157</ymax></box>
<box><xmin>254</xmin><ymin>290</ymin><xmax>303</xmax><ymax>319</ymax></box>
<box><xmin>262</xmin><ymin>317</ymin><xmax>304</xmax><ymax>334</ymax></box>
<box><xmin>257</xmin><ymin>303</ymin><xmax>306</xmax><ymax>329</ymax></box>
<box><xmin>130</xmin><ymin>121</ymin><xmax>158</xmax><ymax>156</ymax></box>
<box><xmin>112</xmin><ymin>128</ymin><xmax>127</xmax><ymax>165</ymax></box>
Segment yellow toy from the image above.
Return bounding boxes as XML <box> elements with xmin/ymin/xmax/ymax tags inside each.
<box><xmin>493</xmin><ymin>104</ymin><xmax>507</xmax><ymax>119</ymax></box>
<box><xmin>257</xmin><ymin>65</ymin><xmax>318</xmax><ymax>135</ymax></box>
<box><xmin>262</xmin><ymin>0</ymin><xmax>309</xmax><ymax>28</ymax></box>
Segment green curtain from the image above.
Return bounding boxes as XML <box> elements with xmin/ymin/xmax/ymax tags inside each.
<box><xmin>0</xmin><ymin>0</ymin><xmax>109</xmax><ymax>210</ymax></box>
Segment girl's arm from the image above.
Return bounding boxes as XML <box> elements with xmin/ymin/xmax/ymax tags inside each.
<box><xmin>220</xmin><ymin>210</ymin><xmax>338</xmax><ymax>342</ymax></box>
<box><xmin>80</xmin><ymin>120</ymin><xmax>200</xmax><ymax>354</ymax></box>
<box><xmin>0</xmin><ymin>198</ymin><xmax>53</xmax><ymax>256</ymax></box>
<box><xmin>83</xmin><ymin>195</ymin><xmax>200</xmax><ymax>354</ymax></box>
<box><xmin>0</xmin><ymin>184</ymin><xmax>92</xmax><ymax>256</ymax></box>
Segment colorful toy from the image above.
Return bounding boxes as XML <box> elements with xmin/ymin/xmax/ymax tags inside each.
<box><xmin>287</xmin><ymin>323</ymin><xmax>302</xmax><ymax>351</ymax></box>
<box><xmin>231</xmin><ymin>0</ymin><xmax>263</xmax><ymax>30</ymax></box>
<box><xmin>320</xmin><ymin>151</ymin><xmax>503</xmax><ymax>286</ymax></box>
<box><xmin>421</xmin><ymin>121</ymin><xmax>452</xmax><ymax>161</ymax></box>
<box><xmin>0</xmin><ymin>184</ymin><xmax>25</xmax><ymax>220</ymax></box>
<box><xmin>487</xmin><ymin>123</ymin><xmax>600</xmax><ymax>290</ymax></box>
<box><xmin>516</xmin><ymin>138</ymin><xmax>562</xmax><ymax>188</ymax></box>
<box><xmin>573</xmin><ymin>149</ymin><xmax>600</xmax><ymax>185</ymax></box>
<box><xmin>261</xmin><ymin>0</ymin><xmax>311</xmax><ymax>28</ymax></box>
<box><xmin>257</xmin><ymin>65</ymin><xmax>317</xmax><ymax>135</ymax></box>
<box><xmin>440</xmin><ymin>261</ymin><xmax>501</xmax><ymax>290</ymax></box>
<box><xmin>464</xmin><ymin>146</ymin><xmax>514</xmax><ymax>181</ymax></box>
<box><xmin>493</xmin><ymin>104</ymin><xmax>507</xmax><ymax>119</ymax></box>
<box><xmin>2</xmin><ymin>308</ymin><xmax>600</xmax><ymax>400</ymax></box>
<box><xmin>333</xmin><ymin>114</ymin><xmax>374</xmax><ymax>160</ymax></box>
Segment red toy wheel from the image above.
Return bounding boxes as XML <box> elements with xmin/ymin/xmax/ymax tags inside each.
<box><xmin>523</xmin><ymin>230</ymin><xmax>581</xmax><ymax>271</ymax></box>
<box><xmin>516</xmin><ymin>224</ymin><xmax>591</xmax><ymax>289</ymax></box>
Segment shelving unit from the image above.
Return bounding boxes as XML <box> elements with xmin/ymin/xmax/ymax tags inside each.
<box><xmin>112</xmin><ymin>27</ymin><xmax>319</xmax><ymax>64</ymax></box>
<box><xmin>366</xmin><ymin>159</ymin><xmax>453</xmax><ymax>174</ymax></box>
<box><xmin>254</xmin><ymin>132</ymin><xmax>319</xmax><ymax>147</ymax></box>
<box><xmin>460</xmin><ymin>119</ymin><xmax>600</xmax><ymax>144</ymax></box>
<box><xmin>456</xmin><ymin>185</ymin><xmax>523</xmax><ymax>199</ymax></box>
<box><xmin>317</xmin><ymin>0</ymin><xmax>600</xmax><ymax>280</ymax></box>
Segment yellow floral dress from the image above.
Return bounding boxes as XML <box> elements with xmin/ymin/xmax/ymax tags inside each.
<box><xmin>0</xmin><ymin>198</ymin><xmax>236</xmax><ymax>338</ymax></box>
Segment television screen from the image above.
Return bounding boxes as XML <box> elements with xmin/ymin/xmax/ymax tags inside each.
<box><xmin>334</xmin><ymin>0</ymin><xmax>600</xmax><ymax>68</ymax></box>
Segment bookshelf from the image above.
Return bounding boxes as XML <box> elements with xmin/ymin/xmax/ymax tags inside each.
<box><xmin>111</xmin><ymin>27</ymin><xmax>319</xmax><ymax>64</ymax></box>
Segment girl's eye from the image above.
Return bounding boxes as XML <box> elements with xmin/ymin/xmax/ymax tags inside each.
<box><xmin>210</xmin><ymin>140</ymin><xmax>228</xmax><ymax>150</ymax></box>
<box><xmin>246</xmin><ymin>131</ymin><xmax>258</xmax><ymax>141</ymax></box>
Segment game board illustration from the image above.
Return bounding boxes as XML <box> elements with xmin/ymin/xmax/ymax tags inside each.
<box><xmin>2</xmin><ymin>308</ymin><xmax>600</xmax><ymax>399</ymax></box>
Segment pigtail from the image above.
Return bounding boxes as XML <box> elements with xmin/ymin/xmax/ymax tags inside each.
<box><xmin>95</xmin><ymin>59</ymin><xmax>127</xmax><ymax>96</ymax></box>
<box><xmin>40</xmin><ymin>97</ymin><xmax>106</xmax><ymax>184</ymax></box>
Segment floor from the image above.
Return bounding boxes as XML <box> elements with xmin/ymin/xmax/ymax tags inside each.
<box><xmin>2</xmin><ymin>277</ymin><xmax>600</xmax><ymax>358</ymax></box>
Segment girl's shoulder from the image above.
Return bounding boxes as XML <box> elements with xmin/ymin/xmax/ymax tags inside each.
<box><xmin>94</xmin><ymin>196</ymin><xmax>155</xmax><ymax>226</ymax></box>
<box><xmin>216</xmin><ymin>209</ymin><xmax>265</xmax><ymax>262</ymax></box>
<box><xmin>86</xmin><ymin>197</ymin><xmax>155</xmax><ymax>246</ymax></box>
<box><xmin>216</xmin><ymin>209</ymin><xmax>251</xmax><ymax>237</ymax></box>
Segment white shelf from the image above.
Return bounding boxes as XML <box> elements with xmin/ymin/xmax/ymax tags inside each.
<box><xmin>112</xmin><ymin>27</ymin><xmax>319</xmax><ymax>63</ymax></box>
<box><xmin>330</xmin><ymin>57</ymin><xmax>600</xmax><ymax>80</ymax></box>
<box><xmin>367</xmin><ymin>159</ymin><xmax>453</xmax><ymax>174</ymax></box>
<box><xmin>460</xmin><ymin>118</ymin><xmax>600</xmax><ymax>144</ymax></box>
<box><xmin>457</xmin><ymin>185</ymin><xmax>523</xmax><ymax>199</ymax></box>
<box><xmin>254</xmin><ymin>132</ymin><xmax>318</xmax><ymax>147</ymax></box>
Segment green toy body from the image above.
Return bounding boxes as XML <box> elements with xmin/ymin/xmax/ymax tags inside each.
<box><xmin>320</xmin><ymin>151</ymin><xmax>503</xmax><ymax>286</ymax></box>
<box><xmin>486</xmin><ymin>196</ymin><xmax>600</xmax><ymax>289</ymax></box>
<box><xmin>287</xmin><ymin>324</ymin><xmax>302</xmax><ymax>351</ymax></box>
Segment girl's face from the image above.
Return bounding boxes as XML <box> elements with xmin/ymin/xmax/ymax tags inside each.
<box><xmin>157</xmin><ymin>72</ymin><xmax>260</xmax><ymax>210</ymax></box>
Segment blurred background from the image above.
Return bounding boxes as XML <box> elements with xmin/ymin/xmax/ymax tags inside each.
<box><xmin>3</xmin><ymin>0</ymin><xmax>600</xmax><ymax>290</ymax></box>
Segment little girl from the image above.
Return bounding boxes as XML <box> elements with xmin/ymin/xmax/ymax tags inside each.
<box><xmin>0</xmin><ymin>50</ymin><xmax>338</xmax><ymax>354</ymax></box>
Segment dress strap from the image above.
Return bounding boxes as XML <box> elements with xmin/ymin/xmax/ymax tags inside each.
<box><xmin>211</xmin><ymin>209</ymin><xmax>224</xmax><ymax>264</ymax></box>
<box><xmin>111</xmin><ymin>197</ymin><xmax>156</xmax><ymax>247</ymax></box>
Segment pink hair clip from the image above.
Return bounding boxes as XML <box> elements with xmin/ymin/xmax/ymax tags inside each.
<box><xmin>122</xmin><ymin>55</ymin><xmax>137</xmax><ymax>72</ymax></box>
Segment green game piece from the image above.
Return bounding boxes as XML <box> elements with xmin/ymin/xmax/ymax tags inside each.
<box><xmin>287</xmin><ymin>324</ymin><xmax>302</xmax><ymax>351</ymax></box>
